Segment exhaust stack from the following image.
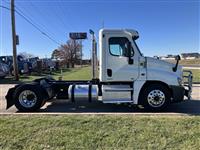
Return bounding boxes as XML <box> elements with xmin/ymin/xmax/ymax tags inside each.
<box><xmin>89</xmin><ymin>29</ymin><xmax>98</xmax><ymax>79</ymax></box>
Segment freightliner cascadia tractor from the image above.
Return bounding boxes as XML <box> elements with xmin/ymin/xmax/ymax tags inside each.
<box><xmin>6</xmin><ymin>29</ymin><xmax>193</xmax><ymax>112</ymax></box>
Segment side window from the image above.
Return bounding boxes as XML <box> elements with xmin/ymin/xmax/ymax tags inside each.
<box><xmin>109</xmin><ymin>37</ymin><xmax>134</xmax><ymax>57</ymax></box>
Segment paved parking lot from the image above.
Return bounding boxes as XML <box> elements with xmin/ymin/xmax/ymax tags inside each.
<box><xmin>0</xmin><ymin>84</ymin><xmax>200</xmax><ymax>114</ymax></box>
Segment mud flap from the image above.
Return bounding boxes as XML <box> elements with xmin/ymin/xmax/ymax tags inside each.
<box><xmin>5</xmin><ymin>87</ymin><xmax>16</xmax><ymax>109</ymax></box>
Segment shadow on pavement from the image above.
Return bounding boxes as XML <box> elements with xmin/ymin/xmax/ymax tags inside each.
<box><xmin>36</xmin><ymin>99</ymin><xmax>200</xmax><ymax>115</ymax></box>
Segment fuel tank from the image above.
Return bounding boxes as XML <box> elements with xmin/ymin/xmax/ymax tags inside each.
<box><xmin>68</xmin><ymin>84</ymin><xmax>98</xmax><ymax>102</ymax></box>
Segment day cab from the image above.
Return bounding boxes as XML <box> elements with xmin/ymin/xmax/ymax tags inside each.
<box><xmin>6</xmin><ymin>29</ymin><xmax>193</xmax><ymax>112</ymax></box>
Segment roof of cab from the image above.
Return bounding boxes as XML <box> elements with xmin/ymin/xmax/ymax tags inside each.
<box><xmin>99</xmin><ymin>28</ymin><xmax>139</xmax><ymax>37</ymax></box>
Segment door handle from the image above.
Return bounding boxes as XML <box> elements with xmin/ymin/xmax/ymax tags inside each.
<box><xmin>128</xmin><ymin>58</ymin><xmax>134</xmax><ymax>64</ymax></box>
<box><xmin>107</xmin><ymin>69</ymin><xmax>112</xmax><ymax>77</ymax></box>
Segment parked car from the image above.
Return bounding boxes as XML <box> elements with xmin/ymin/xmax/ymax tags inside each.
<box><xmin>0</xmin><ymin>62</ymin><xmax>9</xmax><ymax>78</ymax></box>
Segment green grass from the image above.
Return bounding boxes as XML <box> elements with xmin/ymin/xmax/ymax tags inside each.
<box><xmin>0</xmin><ymin>65</ymin><xmax>199</xmax><ymax>84</ymax></box>
<box><xmin>0</xmin><ymin>66</ymin><xmax>91</xmax><ymax>84</ymax></box>
<box><xmin>0</xmin><ymin>115</ymin><xmax>200</xmax><ymax>150</ymax></box>
<box><xmin>183</xmin><ymin>69</ymin><xmax>200</xmax><ymax>83</ymax></box>
<box><xmin>166</xmin><ymin>59</ymin><xmax>200</xmax><ymax>66</ymax></box>
<box><xmin>179</xmin><ymin>59</ymin><xmax>200</xmax><ymax>66</ymax></box>
<box><xmin>24</xmin><ymin>66</ymin><xmax>91</xmax><ymax>81</ymax></box>
<box><xmin>191</xmin><ymin>69</ymin><xmax>200</xmax><ymax>83</ymax></box>
<box><xmin>60</xmin><ymin>66</ymin><xmax>91</xmax><ymax>81</ymax></box>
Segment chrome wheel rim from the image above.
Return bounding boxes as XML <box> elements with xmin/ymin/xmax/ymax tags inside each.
<box><xmin>19</xmin><ymin>90</ymin><xmax>37</xmax><ymax>108</ymax></box>
<box><xmin>147</xmin><ymin>90</ymin><xmax>165</xmax><ymax>108</ymax></box>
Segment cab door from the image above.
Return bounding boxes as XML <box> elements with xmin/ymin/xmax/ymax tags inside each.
<box><xmin>106</xmin><ymin>34</ymin><xmax>139</xmax><ymax>82</ymax></box>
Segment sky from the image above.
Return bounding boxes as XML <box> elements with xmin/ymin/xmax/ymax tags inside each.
<box><xmin>0</xmin><ymin>0</ymin><xmax>199</xmax><ymax>59</ymax></box>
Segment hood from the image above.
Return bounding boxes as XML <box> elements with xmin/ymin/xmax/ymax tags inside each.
<box><xmin>146</xmin><ymin>57</ymin><xmax>182</xmax><ymax>76</ymax></box>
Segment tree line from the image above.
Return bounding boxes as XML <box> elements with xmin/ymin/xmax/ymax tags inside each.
<box><xmin>18</xmin><ymin>39</ymin><xmax>84</xmax><ymax>69</ymax></box>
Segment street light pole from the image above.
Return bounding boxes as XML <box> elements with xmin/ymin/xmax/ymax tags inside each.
<box><xmin>11</xmin><ymin>0</ymin><xmax>19</xmax><ymax>80</ymax></box>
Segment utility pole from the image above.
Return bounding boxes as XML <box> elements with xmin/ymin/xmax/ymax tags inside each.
<box><xmin>11</xmin><ymin>0</ymin><xmax>19</xmax><ymax>80</ymax></box>
<box><xmin>80</xmin><ymin>39</ymin><xmax>82</xmax><ymax>67</ymax></box>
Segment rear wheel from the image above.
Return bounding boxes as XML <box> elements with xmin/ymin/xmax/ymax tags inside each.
<box><xmin>14</xmin><ymin>85</ymin><xmax>45</xmax><ymax>112</ymax></box>
<box><xmin>140</xmin><ymin>84</ymin><xmax>170</xmax><ymax>111</ymax></box>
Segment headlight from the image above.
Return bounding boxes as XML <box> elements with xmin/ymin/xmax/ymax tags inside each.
<box><xmin>177</xmin><ymin>77</ymin><xmax>183</xmax><ymax>85</ymax></box>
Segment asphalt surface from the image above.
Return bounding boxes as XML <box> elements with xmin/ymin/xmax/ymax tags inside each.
<box><xmin>0</xmin><ymin>84</ymin><xmax>200</xmax><ymax>115</ymax></box>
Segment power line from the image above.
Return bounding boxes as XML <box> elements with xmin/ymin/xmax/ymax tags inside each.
<box><xmin>1</xmin><ymin>4</ymin><xmax>61</xmax><ymax>45</ymax></box>
<box><xmin>57</xmin><ymin>1</ymin><xmax>74</xmax><ymax>30</ymax></box>
<box><xmin>58</xmin><ymin>1</ymin><xmax>74</xmax><ymax>25</ymax></box>
<box><xmin>15</xmin><ymin>2</ymin><xmax>57</xmax><ymax>39</ymax></box>
<box><xmin>28</xmin><ymin>1</ymin><xmax>65</xmax><ymax>37</ymax></box>
<box><xmin>3</xmin><ymin>0</ymin><xmax>74</xmax><ymax>37</ymax></box>
<box><xmin>15</xmin><ymin>9</ymin><xmax>61</xmax><ymax>45</ymax></box>
<box><xmin>53</xmin><ymin>3</ymin><xmax>70</xmax><ymax>30</ymax></box>
<box><xmin>27</xmin><ymin>0</ymin><xmax>75</xmax><ymax>34</ymax></box>
<box><xmin>0</xmin><ymin>5</ymin><xmax>10</xmax><ymax>11</ymax></box>
<box><xmin>0</xmin><ymin>5</ymin><xmax>61</xmax><ymax>45</ymax></box>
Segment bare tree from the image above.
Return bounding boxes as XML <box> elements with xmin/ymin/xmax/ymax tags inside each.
<box><xmin>51</xmin><ymin>49</ymin><xmax>60</xmax><ymax>60</ymax></box>
<box><xmin>52</xmin><ymin>39</ymin><xmax>82</xmax><ymax>68</ymax></box>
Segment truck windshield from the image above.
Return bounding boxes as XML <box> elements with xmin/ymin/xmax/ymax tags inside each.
<box><xmin>132</xmin><ymin>37</ymin><xmax>143</xmax><ymax>56</ymax></box>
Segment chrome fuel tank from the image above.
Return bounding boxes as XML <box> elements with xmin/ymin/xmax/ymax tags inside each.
<box><xmin>68</xmin><ymin>84</ymin><xmax>98</xmax><ymax>102</ymax></box>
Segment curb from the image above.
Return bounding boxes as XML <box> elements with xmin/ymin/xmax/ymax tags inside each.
<box><xmin>0</xmin><ymin>112</ymin><xmax>200</xmax><ymax>116</ymax></box>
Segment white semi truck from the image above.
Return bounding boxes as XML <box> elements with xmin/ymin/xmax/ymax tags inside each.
<box><xmin>6</xmin><ymin>29</ymin><xmax>193</xmax><ymax>112</ymax></box>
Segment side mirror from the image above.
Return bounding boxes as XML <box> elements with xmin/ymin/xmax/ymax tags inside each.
<box><xmin>127</xmin><ymin>41</ymin><xmax>133</xmax><ymax>64</ymax></box>
<box><xmin>175</xmin><ymin>55</ymin><xmax>181</xmax><ymax>61</ymax></box>
<box><xmin>173</xmin><ymin>55</ymin><xmax>181</xmax><ymax>72</ymax></box>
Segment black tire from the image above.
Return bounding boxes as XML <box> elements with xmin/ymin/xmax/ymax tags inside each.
<box><xmin>13</xmin><ymin>84</ymin><xmax>45</xmax><ymax>112</ymax></box>
<box><xmin>139</xmin><ymin>83</ymin><xmax>170</xmax><ymax>111</ymax></box>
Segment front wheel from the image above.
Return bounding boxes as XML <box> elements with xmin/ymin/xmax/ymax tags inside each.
<box><xmin>140</xmin><ymin>84</ymin><xmax>171</xmax><ymax>111</ymax></box>
<box><xmin>13</xmin><ymin>85</ymin><xmax>45</xmax><ymax>112</ymax></box>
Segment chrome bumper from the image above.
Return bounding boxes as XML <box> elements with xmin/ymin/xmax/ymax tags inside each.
<box><xmin>183</xmin><ymin>70</ymin><xmax>193</xmax><ymax>100</ymax></box>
